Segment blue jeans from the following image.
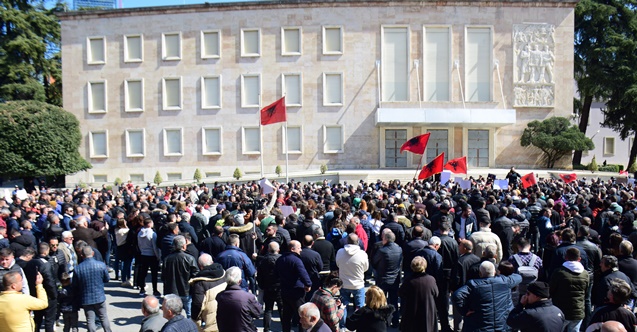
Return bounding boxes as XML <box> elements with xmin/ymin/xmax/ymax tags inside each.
<box><xmin>340</xmin><ymin>287</ymin><xmax>365</xmax><ymax>327</ymax></box>
<box><xmin>180</xmin><ymin>295</ymin><xmax>192</xmax><ymax>318</ymax></box>
<box><xmin>563</xmin><ymin>319</ymin><xmax>582</xmax><ymax>332</ymax></box>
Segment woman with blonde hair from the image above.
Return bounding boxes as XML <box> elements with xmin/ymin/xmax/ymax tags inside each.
<box><xmin>344</xmin><ymin>285</ymin><xmax>395</xmax><ymax>332</ymax></box>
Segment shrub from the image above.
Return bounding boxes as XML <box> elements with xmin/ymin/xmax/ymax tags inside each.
<box><xmin>153</xmin><ymin>171</ymin><xmax>163</xmax><ymax>185</ymax></box>
<box><xmin>573</xmin><ymin>164</ymin><xmax>587</xmax><ymax>170</ymax></box>
<box><xmin>233</xmin><ymin>168</ymin><xmax>242</xmax><ymax>180</ymax></box>
<box><xmin>629</xmin><ymin>162</ymin><xmax>637</xmax><ymax>173</ymax></box>
<box><xmin>275</xmin><ymin>165</ymin><xmax>282</xmax><ymax>177</ymax></box>
<box><xmin>193</xmin><ymin>168</ymin><xmax>202</xmax><ymax>183</ymax></box>
<box><xmin>320</xmin><ymin>164</ymin><xmax>328</xmax><ymax>174</ymax></box>
<box><xmin>113</xmin><ymin>177</ymin><xmax>122</xmax><ymax>186</ymax></box>
<box><xmin>599</xmin><ymin>165</ymin><xmax>619</xmax><ymax>172</ymax></box>
<box><xmin>588</xmin><ymin>156</ymin><xmax>598</xmax><ymax>173</ymax></box>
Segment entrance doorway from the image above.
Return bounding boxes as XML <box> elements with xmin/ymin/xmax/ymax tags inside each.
<box><xmin>385</xmin><ymin>129</ymin><xmax>408</xmax><ymax>167</ymax></box>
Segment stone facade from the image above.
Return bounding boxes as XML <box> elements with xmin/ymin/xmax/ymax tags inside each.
<box><xmin>59</xmin><ymin>0</ymin><xmax>577</xmax><ymax>185</ymax></box>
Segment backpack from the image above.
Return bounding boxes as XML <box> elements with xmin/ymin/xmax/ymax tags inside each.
<box><xmin>512</xmin><ymin>254</ymin><xmax>539</xmax><ymax>295</ymax></box>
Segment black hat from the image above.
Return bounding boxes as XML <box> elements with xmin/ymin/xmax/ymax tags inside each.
<box><xmin>527</xmin><ymin>281</ymin><xmax>550</xmax><ymax>298</ymax></box>
<box><xmin>568</xmin><ymin>205</ymin><xmax>579</xmax><ymax>212</ymax></box>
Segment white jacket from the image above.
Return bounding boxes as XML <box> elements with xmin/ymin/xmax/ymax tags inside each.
<box><xmin>336</xmin><ymin>244</ymin><xmax>369</xmax><ymax>290</ymax></box>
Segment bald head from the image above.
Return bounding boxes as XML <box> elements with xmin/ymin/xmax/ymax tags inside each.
<box><xmin>268</xmin><ymin>241</ymin><xmax>280</xmax><ymax>253</ymax></box>
<box><xmin>289</xmin><ymin>240</ymin><xmax>301</xmax><ymax>253</ymax></box>
<box><xmin>602</xmin><ymin>321</ymin><xmax>627</xmax><ymax>332</ymax></box>
<box><xmin>198</xmin><ymin>253</ymin><xmax>213</xmax><ymax>268</ymax></box>
<box><xmin>142</xmin><ymin>295</ymin><xmax>161</xmax><ymax>316</ymax></box>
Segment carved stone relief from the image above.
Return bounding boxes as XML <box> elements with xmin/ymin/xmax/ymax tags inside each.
<box><xmin>513</xmin><ymin>24</ymin><xmax>555</xmax><ymax>107</ymax></box>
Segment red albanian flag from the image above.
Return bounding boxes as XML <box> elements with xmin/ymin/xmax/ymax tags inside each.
<box><xmin>400</xmin><ymin>133</ymin><xmax>431</xmax><ymax>155</ymax></box>
<box><xmin>418</xmin><ymin>152</ymin><xmax>444</xmax><ymax>180</ymax></box>
<box><xmin>444</xmin><ymin>156</ymin><xmax>467</xmax><ymax>174</ymax></box>
<box><xmin>559</xmin><ymin>173</ymin><xmax>577</xmax><ymax>184</ymax></box>
<box><xmin>521</xmin><ymin>172</ymin><xmax>537</xmax><ymax>189</ymax></box>
<box><xmin>620</xmin><ymin>170</ymin><xmax>629</xmax><ymax>176</ymax></box>
<box><xmin>260</xmin><ymin>97</ymin><xmax>286</xmax><ymax>125</ymax></box>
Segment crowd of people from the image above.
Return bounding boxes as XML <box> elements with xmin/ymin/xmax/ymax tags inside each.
<box><xmin>0</xmin><ymin>173</ymin><xmax>636</xmax><ymax>332</ymax></box>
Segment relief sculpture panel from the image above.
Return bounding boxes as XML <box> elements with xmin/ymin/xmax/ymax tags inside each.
<box><xmin>513</xmin><ymin>24</ymin><xmax>555</xmax><ymax>108</ymax></box>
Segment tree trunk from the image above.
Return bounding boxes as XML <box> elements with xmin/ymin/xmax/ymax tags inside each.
<box><xmin>573</xmin><ymin>95</ymin><xmax>593</xmax><ymax>166</ymax></box>
<box><xmin>629</xmin><ymin>130</ymin><xmax>637</xmax><ymax>174</ymax></box>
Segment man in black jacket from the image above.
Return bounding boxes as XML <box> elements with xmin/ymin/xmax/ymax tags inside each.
<box><xmin>506</xmin><ymin>281</ymin><xmax>565</xmax><ymax>332</ymax></box>
<box><xmin>380</xmin><ymin>213</ymin><xmax>405</xmax><ymax>247</ymax></box>
<box><xmin>452</xmin><ymin>239</ymin><xmax>481</xmax><ymax>332</ymax></box>
<box><xmin>437</xmin><ymin>220</ymin><xmax>459</xmax><ymax>332</ymax></box>
<box><xmin>24</xmin><ymin>242</ymin><xmax>58</xmax><ymax>332</ymax></box>
<box><xmin>372</xmin><ymin>229</ymin><xmax>402</xmax><ymax>327</ymax></box>
<box><xmin>162</xmin><ymin>235</ymin><xmax>199</xmax><ymax>319</ymax></box>
<box><xmin>256</xmin><ymin>241</ymin><xmax>282</xmax><ymax>332</ymax></box>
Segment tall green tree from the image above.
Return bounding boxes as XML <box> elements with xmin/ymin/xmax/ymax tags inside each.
<box><xmin>0</xmin><ymin>0</ymin><xmax>63</xmax><ymax>106</ymax></box>
<box><xmin>521</xmin><ymin>117</ymin><xmax>594</xmax><ymax>168</ymax></box>
<box><xmin>573</xmin><ymin>0</ymin><xmax>618</xmax><ymax>165</ymax></box>
<box><xmin>0</xmin><ymin>100</ymin><xmax>91</xmax><ymax>178</ymax></box>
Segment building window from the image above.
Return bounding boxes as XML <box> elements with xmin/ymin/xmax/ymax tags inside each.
<box><xmin>124</xmin><ymin>34</ymin><xmax>143</xmax><ymax>62</ymax></box>
<box><xmin>88</xmin><ymin>81</ymin><xmax>107</xmax><ymax>113</ymax></box>
<box><xmin>323</xmin><ymin>73</ymin><xmax>343</xmax><ymax>106</ymax></box>
<box><xmin>87</xmin><ymin>36</ymin><xmax>106</xmax><ymax>64</ymax></box>
<box><xmin>89</xmin><ymin>131</ymin><xmax>108</xmax><ymax>158</ymax></box>
<box><xmin>604</xmin><ymin>137</ymin><xmax>615</xmax><ymax>156</ymax></box>
<box><xmin>162</xmin><ymin>77</ymin><xmax>182</xmax><ymax>110</ymax></box>
<box><xmin>382</xmin><ymin>26</ymin><xmax>409</xmax><ymax>102</ymax></box>
<box><xmin>205</xmin><ymin>172</ymin><xmax>221</xmax><ymax>178</ymax></box>
<box><xmin>322</xmin><ymin>26</ymin><xmax>343</xmax><ymax>55</ymax></box>
<box><xmin>323</xmin><ymin>125</ymin><xmax>344</xmax><ymax>153</ymax></box>
<box><xmin>163</xmin><ymin>128</ymin><xmax>183</xmax><ymax>156</ymax></box>
<box><xmin>241</xmin><ymin>29</ymin><xmax>261</xmax><ymax>57</ymax></box>
<box><xmin>283</xmin><ymin>126</ymin><xmax>303</xmax><ymax>154</ymax></box>
<box><xmin>282</xmin><ymin>73</ymin><xmax>302</xmax><ymax>106</ymax></box>
<box><xmin>241</xmin><ymin>74</ymin><xmax>261</xmax><ymax>108</ymax></box>
<box><xmin>201</xmin><ymin>76</ymin><xmax>221</xmax><ymax>109</ymax></box>
<box><xmin>465</xmin><ymin>27</ymin><xmax>493</xmax><ymax>102</ymax></box>
<box><xmin>424</xmin><ymin>26</ymin><xmax>451</xmax><ymax>101</ymax></box>
<box><xmin>202</xmin><ymin>127</ymin><xmax>222</xmax><ymax>155</ymax></box>
<box><xmin>167</xmin><ymin>173</ymin><xmax>182</xmax><ymax>181</ymax></box>
<box><xmin>242</xmin><ymin>127</ymin><xmax>261</xmax><ymax>155</ymax></box>
<box><xmin>125</xmin><ymin>79</ymin><xmax>144</xmax><ymax>112</ymax></box>
<box><xmin>162</xmin><ymin>32</ymin><xmax>181</xmax><ymax>60</ymax></box>
<box><xmin>93</xmin><ymin>175</ymin><xmax>107</xmax><ymax>183</ymax></box>
<box><xmin>130</xmin><ymin>174</ymin><xmax>144</xmax><ymax>182</ymax></box>
<box><xmin>281</xmin><ymin>27</ymin><xmax>302</xmax><ymax>56</ymax></box>
<box><xmin>201</xmin><ymin>30</ymin><xmax>221</xmax><ymax>59</ymax></box>
<box><xmin>125</xmin><ymin>129</ymin><xmax>145</xmax><ymax>157</ymax></box>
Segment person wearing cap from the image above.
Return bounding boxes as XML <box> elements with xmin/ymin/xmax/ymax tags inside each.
<box><xmin>566</xmin><ymin>205</ymin><xmax>584</xmax><ymax>234</ymax></box>
<box><xmin>506</xmin><ymin>281</ymin><xmax>565</xmax><ymax>332</ymax></box>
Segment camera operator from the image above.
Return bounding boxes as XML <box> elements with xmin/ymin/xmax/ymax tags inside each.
<box><xmin>309</xmin><ymin>275</ymin><xmax>345</xmax><ymax>332</ymax></box>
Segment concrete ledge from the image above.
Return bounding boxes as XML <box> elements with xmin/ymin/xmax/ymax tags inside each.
<box><xmin>376</xmin><ymin>107</ymin><xmax>516</xmax><ymax>127</ymax></box>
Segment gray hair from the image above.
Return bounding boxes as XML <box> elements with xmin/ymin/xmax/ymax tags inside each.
<box><xmin>162</xmin><ymin>294</ymin><xmax>183</xmax><ymax>315</ymax></box>
<box><xmin>198</xmin><ymin>253</ymin><xmax>213</xmax><ymax>267</ymax></box>
<box><xmin>483</xmin><ymin>244</ymin><xmax>497</xmax><ymax>258</ymax></box>
<box><xmin>429</xmin><ymin>236</ymin><xmax>441</xmax><ymax>246</ymax></box>
<box><xmin>382</xmin><ymin>229</ymin><xmax>396</xmax><ymax>243</ymax></box>
<box><xmin>226</xmin><ymin>266</ymin><xmax>242</xmax><ymax>286</ymax></box>
<box><xmin>142</xmin><ymin>296</ymin><xmax>160</xmax><ymax>314</ymax></box>
<box><xmin>479</xmin><ymin>261</ymin><xmax>496</xmax><ymax>278</ymax></box>
<box><xmin>299</xmin><ymin>302</ymin><xmax>320</xmax><ymax>320</ymax></box>
<box><xmin>181</xmin><ymin>213</ymin><xmax>191</xmax><ymax>223</ymax></box>
<box><xmin>173</xmin><ymin>235</ymin><xmax>186</xmax><ymax>251</ymax></box>
<box><xmin>313</xmin><ymin>227</ymin><xmax>324</xmax><ymax>238</ymax></box>
<box><xmin>62</xmin><ymin>231</ymin><xmax>73</xmax><ymax>240</ymax></box>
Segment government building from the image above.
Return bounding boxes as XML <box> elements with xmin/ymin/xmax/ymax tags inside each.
<box><xmin>59</xmin><ymin>0</ymin><xmax>576</xmax><ymax>185</ymax></box>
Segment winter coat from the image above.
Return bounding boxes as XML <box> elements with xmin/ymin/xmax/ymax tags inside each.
<box><xmin>216</xmin><ymin>245</ymin><xmax>255</xmax><ymax>291</ymax></box>
<box><xmin>399</xmin><ymin>272</ymin><xmax>439</xmax><ymax>332</ymax></box>
<box><xmin>506</xmin><ymin>299</ymin><xmax>565</xmax><ymax>332</ymax></box>
<box><xmin>452</xmin><ymin>273</ymin><xmax>522</xmax><ymax>332</ymax></box>
<box><xmin>256</xmin><ymin>253</ymin><xmax>281</xmax><ymax>291</ymax></box>
<box><xmin>215</xmin><ymin>284</ymin><xmax>262</xmax><ymax>332</ymax></box>
<box><xmin>227</xmin><ymin>223</ymin><xmax>258</xmax><ymax>256</ymax></box>
<box><xmin>276</xmin><ymin>251</ymin><xmax>312</xmax><ymax>298</ymax></box>
<box><xmin>345</xmin><ymin>305</ymin><xmax>395</xmax><ymax>332</ymax></box>
<box><xmin>162</xmin><ymin>250</ymin><xmax>200</xmax><ymax>297</ymax></box>
<box><xmin>549</xmin><ymin>262</ymin><xmax>589</xmax><ymax>320</ymax></box>
<box><xmin>372</xmin><ymin>242</ymin><xmax>402</xmax><ymax>286</ymax></box>
<box><xmin>189</xmin><ymin>263</ymin><xmax>226</xmax><ymax>331</ymax></box>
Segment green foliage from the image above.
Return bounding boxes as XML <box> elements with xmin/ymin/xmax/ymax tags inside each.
<box><xmin>521</xmin><ymin>117</ymin><xmax>594</xmax><ymax>168</ymax></box>
<box><xmin>113</xmin><ymin>177</ymin><xmax>122</xmax><ymax>186</ymax></box>
<box><xmin>153</xmin><ymin>171</ymin><xmax>162</xmax><ymax>185</ymax></box>
<box><xmin>629</xmin><ymin>162</ymin><xmax>637</xmax><ymax>173</ymax></box>
<box><xmin>193</xmin><ymin>168</ymin><xmax>202</xmax><ymax>183</ymax></box>
<box><xmin>589</xmin><ymin>156</ymin><xmax>598</xmax><ymax>172</ymax></box>
<box><xmin>599</xmin><ymin>165</ymin><xmax>620</xmax><ymax>172</ymax></box>
<box><xmin>0</xmin><ymin>100</ymin><xmax>91</xmax><ymax>177</ymax></box>
<box><xmin>573</xmin><ymin>164</ymin><xmax>588</xmax><ymax>170</ymax></box>
<box><xmin>320</xmin><ymin>164</ymin><xmax>328</xmax><ymax>174</ymax></box>
<box><xmin>275</xmin><ymin>165</ymin><xmax>282</xmax><ymax>177</ymax></box>
<box><xmin>233</xmin><ymin>168</ymin><xmax>242</xmax><ymax>180</ymax></box>
<box><xmin>0</xmin><ymin>1</ymin><xmax>63</xmax><ymax>106</ymax></box>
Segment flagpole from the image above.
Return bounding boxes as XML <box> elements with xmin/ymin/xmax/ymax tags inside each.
<box><xmin>414</xmin><ymin>154</ymin><xmax>424</xmax><ymax>180</ymax></box>
<box><xmin>259</xmin><ymin>94</ymin><xmax>264</xmax><ymax>178</ymax></box>
<box><xmin>285</xmin><ymin>120</ymin><xmax>289</xmax><ymax>184</ymax></box>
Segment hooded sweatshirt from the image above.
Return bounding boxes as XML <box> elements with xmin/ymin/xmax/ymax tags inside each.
<box><xmin>336</xmin><ymin>244</ymin><xmax>369</xmax><ymax>290</ymax></box>
<box><xmin>138</xmin><ymin>227</ymin><xmax>159</xmax><ymax>258</ymax></box>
